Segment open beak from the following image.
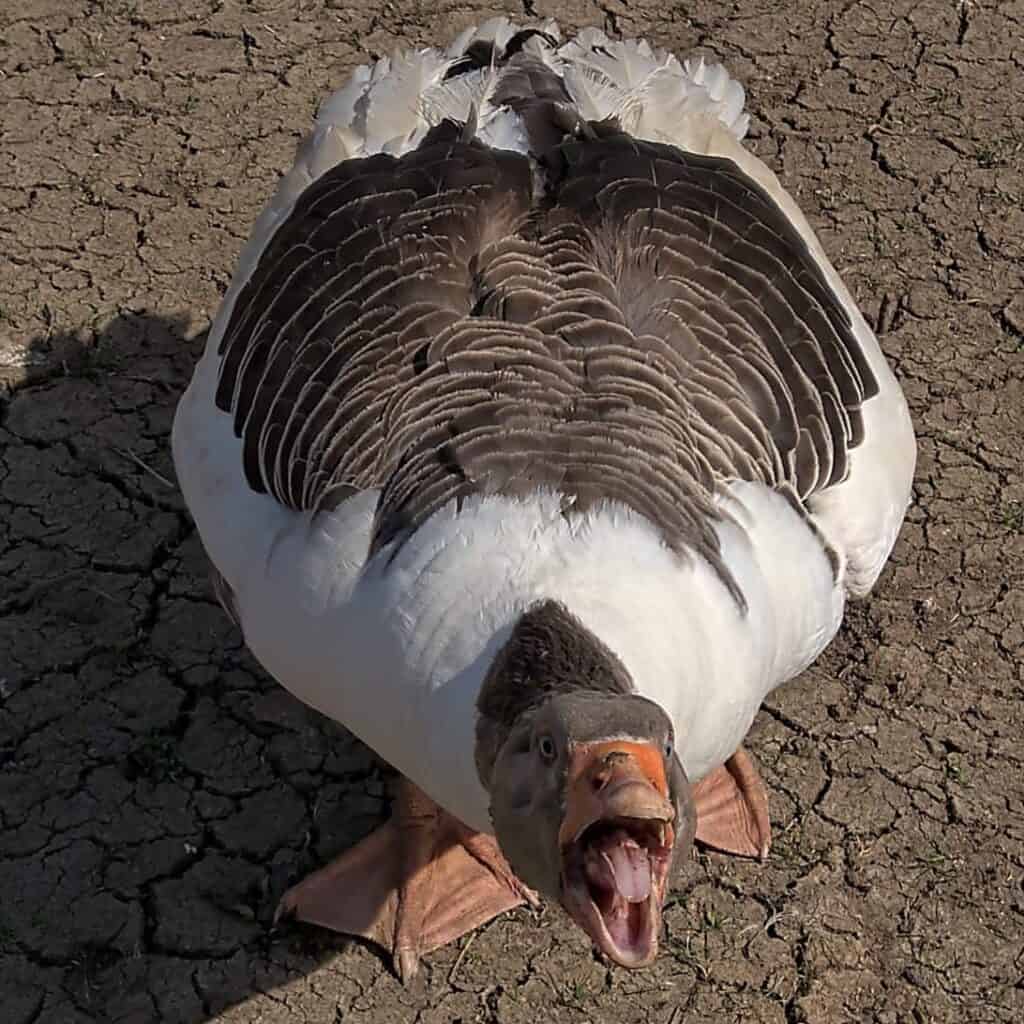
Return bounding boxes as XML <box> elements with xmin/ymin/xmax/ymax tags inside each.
<box><xmin>557</xmin><ymin>740</ymin><xmax>676</xmax><ymax>967</ymax></box>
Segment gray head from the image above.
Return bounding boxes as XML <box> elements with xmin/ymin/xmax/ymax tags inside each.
<box><xmin>476</xmin><ymin>601</ymin><xmax>696</xmax><ymax>967</ymax></box>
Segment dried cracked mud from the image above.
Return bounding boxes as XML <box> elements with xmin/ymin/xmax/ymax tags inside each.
<box><xmin>1</xmin><ymin>1</ymin><xmax>1022</xmax><ymax>1021</ymax></box>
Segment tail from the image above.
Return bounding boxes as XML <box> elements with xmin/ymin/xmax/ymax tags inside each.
<box><xmin>310</xmin><ymin>19</ymin><xmax>749</xmax><ymax>165</ymax></box>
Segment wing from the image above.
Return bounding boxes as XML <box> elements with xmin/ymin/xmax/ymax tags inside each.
<box><xmin>213</xmin><ymin>116</ymin><xmax>877</xmax><ymax>604</ymax></box>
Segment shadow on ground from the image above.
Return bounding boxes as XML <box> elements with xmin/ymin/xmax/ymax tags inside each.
<box><xmin>1</xmin><ymin>314</ymin><xmax>403</xmax><ymax>1022</ymax></box>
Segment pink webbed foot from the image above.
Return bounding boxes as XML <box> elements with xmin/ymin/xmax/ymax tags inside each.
<box><xmin>275</xmin><ymin>778</ymin><xmax>536</xmax><ymax>982</ymax></box>
<box><xmin>692</xmin><ymin>746</ymin><xmax>771</xmax><ymax>860</ymax></box>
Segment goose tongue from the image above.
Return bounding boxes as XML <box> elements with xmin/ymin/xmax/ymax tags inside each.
<box><xmin>584</xmin><ymin>829</ymin><xmax>652</xmax><ymax>904</ymax></box>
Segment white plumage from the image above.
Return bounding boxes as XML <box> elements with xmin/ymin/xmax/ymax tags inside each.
<box><xmin>173</xmin><ymin>17</ymin><xmax>915</xmax><ymax>842</ymax></box>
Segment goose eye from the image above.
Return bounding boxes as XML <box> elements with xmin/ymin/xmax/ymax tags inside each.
<box><xmin>664</xmin><ymin>739</ymin><xmax>674</xmax><ymax>759</ymax></box>
<box><xmin>537</xmin><ymin>735</ymin><xmax>557</xmax><ymax>762</ymax></box>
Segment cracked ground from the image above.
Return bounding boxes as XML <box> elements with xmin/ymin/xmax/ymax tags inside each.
<box><xmin>1</xmin><ymin>0</ymin><xmax>1022</xmax><ymax>1021</ymax></box>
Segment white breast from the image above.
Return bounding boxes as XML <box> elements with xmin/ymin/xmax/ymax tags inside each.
<box><xmin>204</xmin><ymin>479</ymin><xmax>841</xmax><ymax>834</ymax></box>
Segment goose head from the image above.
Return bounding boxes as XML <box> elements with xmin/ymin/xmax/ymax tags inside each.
<box><xmin>476</xmin><ymin>601</ymin><xmax>696</xmax><ymax>967</ymax></box>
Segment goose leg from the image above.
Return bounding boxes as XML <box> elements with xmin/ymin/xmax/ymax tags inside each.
<box><xmin>692</xmin><ymin>746</ymin><xmax>772</xmax><ymax>860</ymax></box>
<box><xmin>275</xmin><ymin>777</ymin><xmax>537</xmax><ymax>982</ymax></box>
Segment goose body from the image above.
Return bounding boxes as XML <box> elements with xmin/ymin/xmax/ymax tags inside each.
<box><xmin>172</xmin><ymin>19</ymin><xmax>915</xmax><ymax>968</ymax></box>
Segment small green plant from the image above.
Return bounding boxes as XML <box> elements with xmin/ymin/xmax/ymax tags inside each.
<box><xmin>544</xmin><ymin>970</ymin><xmax>598</xmax><ymax>1010</ymax></box>
<box><xmin>567</xmin><ymin>979</ymin><xmax>593</xmax><ymax>1006</ymax></box>
<box><xmin>703</xmin><ymin>905</ymin><xmax>731</xmax><ymax>930</ymax></box>
<box><xmin>945</xmin><ymin>755</ymin><xmax>968</xmax><ymax>784</ymax></box>
<box><xmin>999</xmin><ymin>502</ymin><xmax>1023</xmax><ymax>533</ymax></box>
<box><xmin>976</xmin><ymin>145</ymin><xmax>998</xmax><ymax>168</ymax></box>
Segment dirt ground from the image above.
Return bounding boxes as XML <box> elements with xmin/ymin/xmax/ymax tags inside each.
<box><xmin>1</xmin><ymin>1</ymin><xmax>1022</xmax><ymax>1021</ymax></box>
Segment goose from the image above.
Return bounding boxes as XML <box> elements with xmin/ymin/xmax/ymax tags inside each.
<box><xmin>171</xmin><ymin>19</ymin><xmax>916</xmax><ymax>980</ymax></box>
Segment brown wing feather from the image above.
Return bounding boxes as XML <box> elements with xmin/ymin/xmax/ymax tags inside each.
<box><xmin>215</xmin><ymin>118</ymin><xmax>876</xmax><ymax>605</ymax></box>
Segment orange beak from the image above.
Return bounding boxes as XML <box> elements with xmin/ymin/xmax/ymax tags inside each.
<box><xmin>558</xmin><ymin>740</ymin><xmax>675</xmax><ymax>848</ymax></box>
<box><xmin>557</xmin><ymin>740</ymin><xmax>678</xmax><ymax>967</ymax></box>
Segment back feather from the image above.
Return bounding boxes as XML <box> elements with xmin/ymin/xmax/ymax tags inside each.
<box><xmin>216</xmin><ymin>19</ymin><xmax>750</xmax><ymax>322</ymax></box>
<box><xmin>184</xmin><ymin>19</ymin><xmax>912</xmax><ymax>621</ymax></box>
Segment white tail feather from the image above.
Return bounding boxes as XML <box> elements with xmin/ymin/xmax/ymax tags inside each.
<box><xmin>556</xmin><ymin>31</ymin><xmax>749</xmax><ymax>144</ymax></box>
<box><xmin>307</xmin><ymin>20</ymin><xmax>747</xmax><ymax>169</ymax></box>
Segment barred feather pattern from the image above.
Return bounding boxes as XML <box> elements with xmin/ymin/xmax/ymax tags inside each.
<box><xmin>214</xmin><ymin>70</ymin><xmax>876</xmax><ymax>604</ymax></box>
